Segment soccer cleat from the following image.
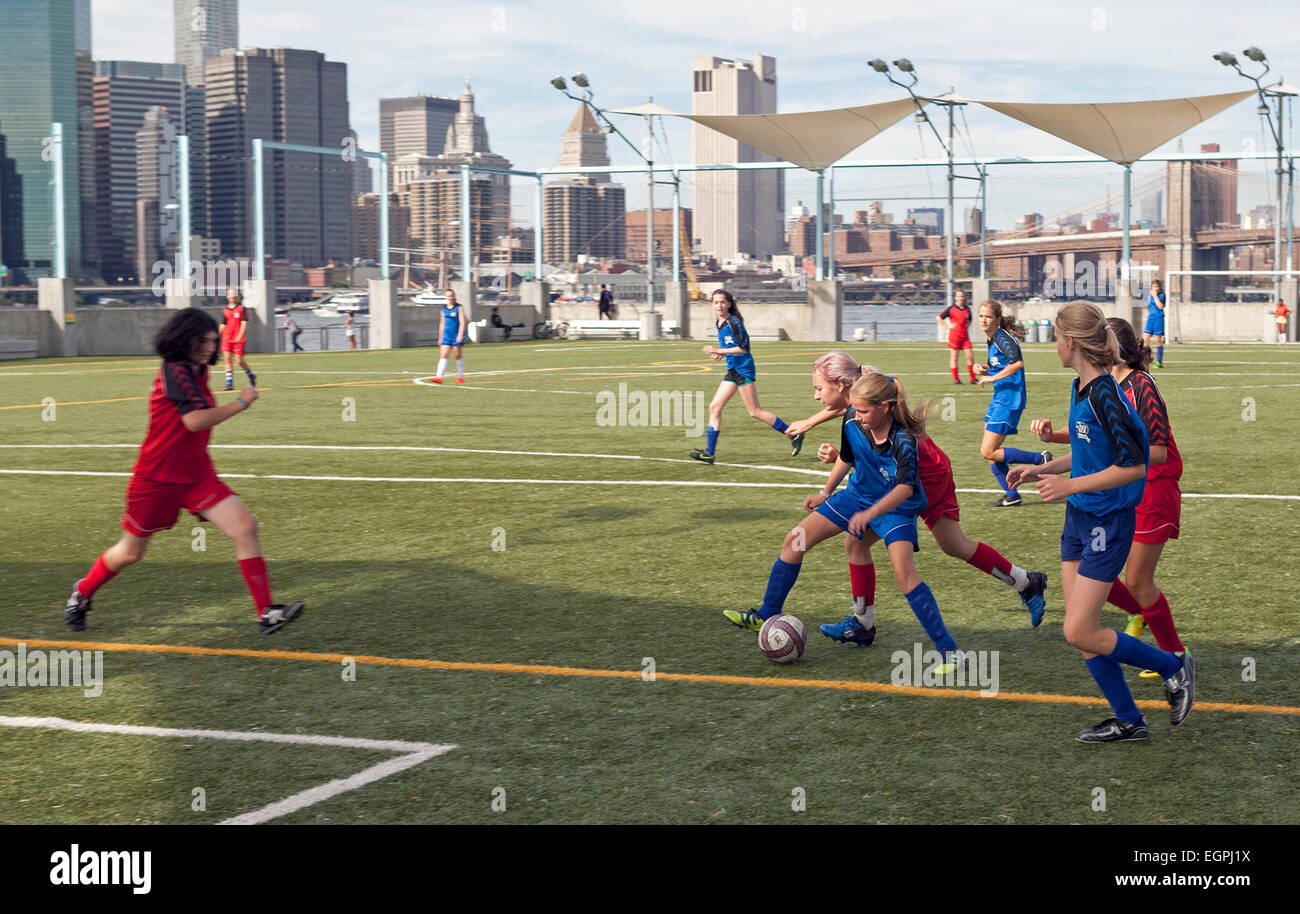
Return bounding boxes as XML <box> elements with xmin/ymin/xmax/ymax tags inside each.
<box><xmin>954</xmin><ymin>379</ymin><xmax>963</xmax><ymax>385</ymax></box>
<box><xmin>1154</xmin><ymin>361</ymin><xmax>1163</xmax><ymax>369</ymax></box>
<box><xmin>455</xmin><ymin>377</ymin><xmax>465</xmax><ymax>384</ymax></box>
<box><xmin>247</xmin><ymin>372</ymin><xmax>257</xmax><ymax>387</ymax></box>
<box><xmin>1164</xmin><ymin>651</ymin><xmax>1195</xmax><ymax>726</ymax></box>
<box><xmin>431</xmin><ymin>377</ymin><xmax>444</xmax><ymax>384</ymax></box>
<box><xmin>1074</xmin><ymin>716</ymin><xmax>1150</xmax><ymax>743</ymax></box>
<box><xmin>927</xmin><ymin>650</ymin><xmax>969</xmax><ymax>678</ymax></box>
<box><xmin>819</xmin><ymin>615</ymin><xmax>876</xmax><ymax>646</ymax></box>
<box><xmin>259</xmin><ymin>600</ymin><xmax>305</xmax><ymax>635</ymax></box>
<box><xmin>1019</xmin><ymin>571</ymin><xmax>1048</xmax><ymax>627</ymax></box>
<box><xmin>988</xmin><ymin>494</ymin><xmax>1022</xmax><ymax>507</ymax></box>
<box><xmin>222</xmin><ymin>382</ymin><xmax>234</xmax><ymax>391</ymax></box>
<box><xmin>789</xmin><ymin>433</ymin><xmax>806</xmax><ymax>457</ymax></box>
<box><xmin>1123</xmin><ymin>614</ymin><xmax>1146</xmax><ymax>639</ymax></box>
<box><xmin>1038</xmin><ymin>449</ymin><xmax>1053</xmax><ymax>465</ymax></box>
<box><xmin>722</xmin><ymin>608</ymin><xmax>764</xmax><ymax>632</ymax></box>
<box><xmin>64</xmin><ymin>585</ymin><xmax>92</xmax><ymax>632</ymax></box>
<box><xmin>687</xmin><ymin>449</ymin><xmax>715</xmax><ymax>464</ymax></box>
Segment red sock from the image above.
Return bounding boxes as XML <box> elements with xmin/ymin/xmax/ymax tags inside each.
<box><xmin>77</xmin><ymin>554</ymin><xmax>118</xmax><ymax>598</ymax></box>
<box><xmin>1106</xmin><ymin>580</ymin><xmax>1142</xmax><ymax>614</ymax></box>
<box><xmin>968</xmin><ymin>364</ymin><xmax>976</xmax><ymax>382</ymax></box>
<box><xmin>849</xmin><ymin>563</ymin><xmax>875</xmax><ymax>604</ymax></box>
<box><xmin>1140</xmin><ymin>593</ymin><xmax>1184</xmax><ymax>653</ymax></box>
<box><xmin>967</xmin><ymin>542</ymin><xmax>1011</xmax><ymax>577</ymax></box>
<box><xmin>239</xmin><ymin>557</ymin><xmax>274</xmax><ymax>616</ymax></box>
<box><xmin>950</xmin><ymin>367</ymin><xmax>959</xmax><ymax>382</ymax></box>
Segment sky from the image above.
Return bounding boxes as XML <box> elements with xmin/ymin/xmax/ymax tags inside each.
<box><xmin>91</xmin><ymin>0</ymin><xmax>1300</xmax><ymax>231</ymax></box>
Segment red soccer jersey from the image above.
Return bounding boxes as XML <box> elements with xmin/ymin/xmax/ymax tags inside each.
<box><xmin>1120</xmin><ymin>369</ymin><xmax>1182</xmax><ymax>481</ymax></box>
<box><xmin>132</xmin><ymin>361</ymin><xmax>217</xmax><ymax>484</ymax></box>
<box><xmin>940</xmin><ymin>304</ymin><xmax>972</xmax><ymax>341</ymax></box>
<box><xmin>222</xmin><ymin>305</ymin><xmax>245</xmax><ymax>343</ymax></box>
<box><xmin>1277</xmin><ymin>303</ymin><xmax>1291</xmax><ymax>323</ymax></box>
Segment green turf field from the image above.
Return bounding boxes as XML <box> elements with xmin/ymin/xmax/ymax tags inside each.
<box><xmin>1</xmin><ymin>338</ymin><xmax>1298</xmax><ymax>824</ymax></box>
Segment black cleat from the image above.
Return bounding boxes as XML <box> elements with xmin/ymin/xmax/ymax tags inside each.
<box><xmin>789</xmin><ymin>433</ymin><xmax>806</xmax><ymax>457</ymax></box>
<box><xmin>259</xmin><ymin>600</ymin><xmax>305</xmax><ymax>635</ymax></box>
<box><xmin>989</xmin><ymin>494</ymin><xmax>1022</xmax><ymax>507</ymax></box>
<box><xmin>1038</xmin><ymin>449</ymin><xmax>1053</xmax><ymax>465</ymax></box>
<box><xmin>1164</xmin><ymin>651</ymin><xmax>1195</xmax><ymax>726</ymax></box>
<box><xmin>64</xmin><ymin>585</ymin><xmax>92</xmax><ymax>632</ymax></box>
<box><xmin>1075</xmin><ymin>716</ymin><xmax>1150</xmax><ymax>743</ymax></box>
<box><xmin>687</xmin><ymin>449</ymin><xmax>715</xmax><ymax>464</ymax></box>
<box><xmin>1020</xmin><ymin>570</ymin><xmax>1048</xmax><ymax>627</ymax></box>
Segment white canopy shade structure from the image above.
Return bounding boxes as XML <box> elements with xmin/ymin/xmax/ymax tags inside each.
<box><xmin>973</xmin><ymin>90</ymin><xmax>1253</xmax><ymax>166</ymax></box>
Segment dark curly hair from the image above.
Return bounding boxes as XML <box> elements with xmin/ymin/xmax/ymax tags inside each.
<box><xmin>155</xmin><ymin>307</ymin><xmax>220</xmax><ymax>365</ymax></box>
<box><xmin>1106</xmin><ymin>317</ymin><xmax>1152</xmax><ymax>371</ymax></box>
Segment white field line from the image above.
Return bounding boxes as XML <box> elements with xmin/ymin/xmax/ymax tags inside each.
<box><xmin>1184</xmin><ymin>383</ymin><xmax>1300</xmax><ymax>391</ymax></box>
<box><xmin>0</xmin><ymin>715</ymin><xmax>454</xmax><ymax>826</ymax></box>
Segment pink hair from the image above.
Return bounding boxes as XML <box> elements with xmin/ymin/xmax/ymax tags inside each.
<box><xmin>812</xmin><ymin>351</ymin><xmax>876</xmax><ymax>391</ymax></box>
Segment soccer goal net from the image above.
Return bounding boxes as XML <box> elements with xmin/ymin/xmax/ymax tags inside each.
<box><xmin>1161</xmin><ymin>269</ymin><xmax>1297</xmax><ymax>343</ymax></box>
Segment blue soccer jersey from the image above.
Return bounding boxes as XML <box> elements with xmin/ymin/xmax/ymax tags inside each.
<box><xmin>441</xmin><ymin>305</ymin><xmax>461</xmax><ymax>341</ymax></box>
<box><xmin>1147</xmin><ymin>291</ymin><xmax>1165</xmax><ymax>322</ymax></box>
<box><xmin>717</xmin><ymin>315</ymin><xmax>756</xmax><ymax>378</ymax></box>
<box><xmin>1066</xmin><ymin>373</ymin><xmax>1149</xmax><ymax>514</ymax></box>
<box><xmin>987</xmin><ymin>328</ymin><xmax>1026</xmax><ymax>410</ymax></box>
<box><xmin>838</xmin><ymin>411</ymin><xmax>928</xmax><ymax>515</ymax></box>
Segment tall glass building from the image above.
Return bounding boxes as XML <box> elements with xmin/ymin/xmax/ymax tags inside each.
<box><xmin>0</xmin><ymin>0</ymin><xmax>83</xmax><ymax>282</ymax></box>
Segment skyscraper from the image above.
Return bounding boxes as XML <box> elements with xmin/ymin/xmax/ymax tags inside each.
<box><xmin>135</xmin><ymin>106</ymin><xmax>180</xmax><ymax>281</ymax></box>
<box><xmin>173</xmin><ymin>0</ymin><xmax>238</xmax><ymax>88</ymax></box>
<box><xmin>0</xmin><ymin>0</ymin><xmax>83</xmax><ymax>282</ymax></box>
<box><xmin>205</xmin><ymin>48</ymin><xmax>352</xmax><ymax>267</ymax></box>
<box><xmin>0</xmin><ymin>125</ymin><xmax>23</xmax><ymax>279</ymax></box>
<box><xmin>93</xmin><ymin>62</ymin><xmax>185</xmax><ymax>281</ymax></box>
<box><xmin>379</xmin><ymin>95</ymin><xmax>458</xmax><ymax>190</ymax></box>
<box><xmin>543</xmin><ymin>104</ymin><xmax>624</xmax><ymax>264</ymax></box>
<box><xmin>690</xmin><ymin>54</ymin><xmax>783</xmax><ymax>261</ymax></box>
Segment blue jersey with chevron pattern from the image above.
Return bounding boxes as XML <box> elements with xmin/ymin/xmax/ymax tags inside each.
<box><xmin>987</xmin><ymin>328</ymin><xmax>1026</xmax><ymax>410</ymax></box>
<box><xmin>839</xmin><ymin>411</ymin><xmax>927</xmax><ymax>514</ymax></box>
<box><xmin>1067</xmin><ymin>372</ymin><xmax>1148</xmax><ymax>514</ymax></box>
<box><xmin>716</xmin><ymin>315</ymin><xmax>756</xmax><ymax>378</ymax></box>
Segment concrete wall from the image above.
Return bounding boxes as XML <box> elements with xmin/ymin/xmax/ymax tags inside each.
<box><xmin>1003</xmin><ymin>300</ymin><xmax>1281</xmax><ymax>343</ymax></box>
<box><xmin>0</xmin><ymin>309</ymin><xmax>57</xmax><ymax>355</ymax></box>
<box><xmin>395</xmin><ymin>303</ymin><xmax>541</xmax><ymax>346</ymax></box>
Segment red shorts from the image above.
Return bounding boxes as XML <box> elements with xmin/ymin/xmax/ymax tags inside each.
<box><xmin>918</xmin><ymin>438</ymin><xmax>960</xmax><ymax>529</ymax></box>
<box><xmin>222</xmin><ymin>340</ymin><xmax>246</xmax><ymax>355</ymax></box>
<box><xmin>1134</xmin><ymin>475</ymin><xmax>1180</xmax><ymax>544</ymax></box>
<box><xmin>122</xmin><ymin>467</ymin><xmax>235</xmax><ymax>537</ymax></box>
<box><xmin>947</xmin><ymin>334</ymin><xmax>972</xmax><ymax>351</ymax></box>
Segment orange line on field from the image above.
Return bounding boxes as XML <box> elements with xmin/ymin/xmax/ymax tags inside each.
<box><xmin>0</xmin><ymin>396</ymin><xmax>144</xmax><ymax>411</ymax></box>
<box><xmin>4</xmin><ymin>636</ymin><xmax>1297</xmax><ymax>716</ymax></box>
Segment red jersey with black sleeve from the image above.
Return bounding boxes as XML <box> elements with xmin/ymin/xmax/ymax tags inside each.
<box><xmin>221</xmin><ymin>305</ymin><xmax>246</xmax><ymax>343</ymax></box>
<box><xmin>939</xmin><ymin>304</ymin><xmax>972</xmax><ymax>343</ymax></box>
<box><xmin>131</xmin><ymin>361</ymin><xmax>217</xmax><ymax>484</ymax></box>
<box><xmin>1119</xmin><ymin>370</ymin><xmax>1182</xmax><ymax>481</ymax></box>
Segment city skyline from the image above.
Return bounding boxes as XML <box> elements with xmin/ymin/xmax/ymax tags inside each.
<box><xmin>84</xmin><ymin>0</ymin><xmax>1300</xmax><ymax>233</ymax></box>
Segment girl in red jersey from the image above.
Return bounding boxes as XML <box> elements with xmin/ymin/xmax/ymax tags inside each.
<box><xmin>936</xmin><ymin>288</ymin><xmax>976</xmax><ymax>384</ymax></box>
<box><xmin>64</xmin><ymin>308</ymin><xmax>304</xmax><ymax>635</ymax></box>
<box><xmin>1029</xmin><ymin>318</ymin><xmax>1184</xmax><ymax>664</ymax></box>
<box><xmin>219</xmin><ymin>287</ymin><xmax>255</xmax><ymax>391</ymax></box>
<box><xmin>778</xmin><ymin>351</ymin><xmax>1049</xmax><ymax>645</ymax></box>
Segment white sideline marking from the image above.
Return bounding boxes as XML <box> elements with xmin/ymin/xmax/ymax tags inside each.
<box><xmin>0</xmin><ymin>715</ymin><xmax>455</xmax><ymax>826</ymax></box>
<box><xmin>1185</xmin><ymin>383</ymin><xmax>1300</xmax><ymax>391</ymax></box>
<box><xmin>2</xmin><ymin>467</ymin><xmax>1297</xmax><ymax>498</ymax></box>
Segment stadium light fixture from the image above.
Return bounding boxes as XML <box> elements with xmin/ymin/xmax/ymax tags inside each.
<box><xmin>868</xmin><ymin>59</ymin><xmax>890</xmax><ymax>73</ymax></box>
<box><xmin>1213</xmin><ymin>51</ymin><xmax>1238</xmax><ymax>67</ymax></box>
<box><xmin>893</xmin><ymin>58</ymin><xmax>914</xmax><ymax>72</ymax></box>
<box><xmin>1243</xmin><ymin>47</ymin><xmax>1267</xmax><ymax>63</ymax></box>
<box><xmin>572</xmin><ymin>73</ymin><xmax>590</xmax><ymax>88</ymax></box>
<box><xmin>550</xmin><ymin>76</ymin><xmax>567</xmax><ymax>90</ymax></box>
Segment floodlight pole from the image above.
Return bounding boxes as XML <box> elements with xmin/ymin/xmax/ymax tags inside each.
<box><xmin>979</xmin><ymin>164</ymin><xmax>987</xmax><ymax>280</ymax></box>
<box><xmin>814</xmin><ymin>170</ymin><xmax>825</xmax><ymax>280</ymax></box>
<box><xmin>646</xmin><ymin>109</ymin><xmax>655</xmax><ymax>313</ymax></box>
<box><xmin>1122</xmin><ymin>164</ymin><xmax>1132</xmax><ymax>294</ymax></box>
<box><xmin>178</xmin><ymin>134</ymin><xmax>191</xmax><ymax>276</ymax></box>
<box><xmin>50</xmin><ymin>122</ymin><xmax>65</xmax><ymax>278</ymax></box>
<box><xmin>827</xmin><ymin>166</ymin><xmax>836</xmax><ymax>279</ymax></box>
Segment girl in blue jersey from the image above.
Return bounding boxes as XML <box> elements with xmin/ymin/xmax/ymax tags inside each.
<box><xmin>432</xmin><ymin>289</ymin><xmax>467</xmax><ymax>384</ymax></box>
<box><xmin>973</xmin><ymin>299</ymin><xmax>1049</xmax><ymax>506</ymax></box>
<box><xmin>688</xmin><ymin>289</ymin><xmax>799</xmax><ymax>463</ymax></box>
<box><xmin>1007</xmin><ymin>302</ymin><xmax>1193</xmax><ymax>743</ymax></box>
<box><xmin>1143</xmin><ymin>279</ymin><xmax>1166</xmax><ymax>368</ymax></box>
<box><xmin>724</xmin><ymin>371</ymin><xmax>965</xmax><ymax>672</ymax></box>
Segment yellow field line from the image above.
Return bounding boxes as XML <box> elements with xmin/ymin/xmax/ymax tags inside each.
<box><xmin>3</xmin><ymin>636</ymin><xmax>1296</xmax><ymax>716</ymax></box>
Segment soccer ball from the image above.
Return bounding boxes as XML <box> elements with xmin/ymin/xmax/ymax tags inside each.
<box><xmin>758</xmin><ymin>614</ymin><xmax>806</xmax><ymax>664</ymax></box>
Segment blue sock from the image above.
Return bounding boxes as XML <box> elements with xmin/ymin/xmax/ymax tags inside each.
<box><xmin>990</xmin><ymin>461</ymin><xmax>1012</xmax><ymax>494</ymax></box>
<box><xmin>1002</xmin><ymin>446</ymin><xmax>1041</xmax><ymax>465</ymax></box>
<box><xmin>1084</xmin><ymin>655</ymin><xmax>1144</xmax><ymax>724</ymax></box>
<box><xmin>1157</xmin><ymin>345</ymin><xmax>1164</xmax><ymax>363</ymax></box>
<box><xmin>1108</xmin><ymin>631</ymin><xmax>1181</xmax><ymax>678</ymax></box>
<box><xmin>772</xmin><ymin>417</ymin><xmax>789</xmax><ymax>434</ymax></box>
<box><xmin>759</xmin><ymin>559</ymin><xmax>801</xmax><ymax>619</ymax></box>
<box><xmin>904</xmin><ymin>582</ymin><xmax>957</xmax><ymax>654</ymax></box>
<box><xmin>705</xmin><ymin>426</ymin><xmax>719</xmax><ymax>455</ymax></box>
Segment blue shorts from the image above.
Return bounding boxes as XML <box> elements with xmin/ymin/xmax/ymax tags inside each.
<box><xmin>441</xmin><ymin>333</ymin><xmax>464</xmax><ymax>348</ymax></box>
<box><xmin>815</xmin><ymin>488</ymin><xmax>920</xmax><ymax>551</ymax></box>
<box><xmin>1144</xmin><ymin>315</ymin><xmax>1165</xmax><ymax>336</ymax></box>
<box><xmin>984</xmin><ymin>403</ymin><xmax>1023</xmax><ymax>436</ymax></box>
<box><xmin>1061</xmin><ymin>502</ymin><xmax>1136</xmax><ymax>583</ymax></box>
